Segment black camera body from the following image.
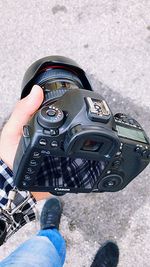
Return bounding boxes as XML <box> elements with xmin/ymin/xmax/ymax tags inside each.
<box><xmin>13</xmin><ymin>56</ymin><xmax>150</xmax><ymax>194</ymax></box>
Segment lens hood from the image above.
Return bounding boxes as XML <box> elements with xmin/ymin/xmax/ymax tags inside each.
<box><xmin>21</xmin><ymin>55</ymin><xmax>93</xmax><ymax>99</ymax></box>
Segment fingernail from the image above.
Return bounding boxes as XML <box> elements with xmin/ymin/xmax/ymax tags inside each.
<box><xmin>30</xmin><ymin>85</ymin><xmax>41</xmax><ymax>95</ymax></box>
<box><xmin>27</xmin><ymin>85</ymin><xmax>41</xmax><ymax>100</ymax></box>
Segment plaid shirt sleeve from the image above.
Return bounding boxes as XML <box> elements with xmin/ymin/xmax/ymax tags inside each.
<box><xmin>0</xmin><ymin>159</ymin><xmax>37</xmax><ymax>244</ymax></box>
<box><xmin>0</xmin><ymin>159</ymin><xmax>14</xmax><ymax>207</ymax></box>
<box><xmin>0</xmin><ymin>159</ymin><xmax>36</xmax><ymax>208</ymax></box>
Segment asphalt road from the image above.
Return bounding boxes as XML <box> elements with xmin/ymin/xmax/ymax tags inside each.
<box><xmin>0</xmin><ymin>1</ymin><xmax>150</xmax><ymax>266</ymax></box>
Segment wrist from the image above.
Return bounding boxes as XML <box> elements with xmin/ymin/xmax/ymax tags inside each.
<box><xmin>0</xmin><ymin>158</ymin><xmax>13</xmax><ymax>177</ymax></box>
<box><xmin>0</xmin><ymin>155</ymin><xmax>13</xmax><ymax>171</ymax></box>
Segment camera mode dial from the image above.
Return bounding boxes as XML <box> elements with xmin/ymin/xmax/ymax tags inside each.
<box><xmin>38</xmin><ymin>106</ymin><xmax>64</xmax><ymax>128</ymax></box>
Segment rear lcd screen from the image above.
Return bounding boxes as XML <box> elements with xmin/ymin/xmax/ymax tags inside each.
<box><xmin>34</xmin><ymin>156</ymin><xmax>107</xmax><ymax>189</ymax></box>
<box><xmin>116</xmin><ymin>125</ymin><xmax>148</xmax><ymax>144</ymax></box>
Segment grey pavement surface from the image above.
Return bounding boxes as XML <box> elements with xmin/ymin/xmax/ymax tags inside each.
<box><xmin>0</xmin><ymin>0</ymin><xmax>150</xmax><ymax>266</ymax></box>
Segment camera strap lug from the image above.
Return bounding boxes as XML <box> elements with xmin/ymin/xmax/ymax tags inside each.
<box><xmin>5</xmin><ymin>187</ymin><xmax>18</xmax><ymax>212</ymax></box>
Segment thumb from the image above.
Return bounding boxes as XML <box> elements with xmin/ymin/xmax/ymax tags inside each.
<box><xmin>8</xmin><ymin>85</ymin><xmax>44</xmax><ymax>133</ymax></box>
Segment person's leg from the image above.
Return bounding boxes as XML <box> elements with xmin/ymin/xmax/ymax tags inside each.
<box><xmin>0</xmin><ymin>235</ymin><xmax>63</xmax><ymax>267</ymax></box>
<box><xmin>38</xmin><ymin>196</ymin><xmax>66</xmax><ymax>265</ymax></box>
<box><xmin>0</xmin><ymin>197</ymin><xmax>66</xmax><ymax>267</ymax></box>
<box><xmin>37</xmin><ymin>229</ymin><xmax>66</xmax><ymax>265</ymax></box>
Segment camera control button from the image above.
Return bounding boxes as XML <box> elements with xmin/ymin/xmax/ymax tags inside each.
<box><xmin>22</xmin><ymin>181</ymin><xmax>28</xmax><ymax>187</ymax></box>
<box><xmin>43</xmin><ymin>129</ymin><xmax>51</xmax><ymax>135</ymax></box>
<box><xmin>135</xmin><ymin>146</ymin><xmax>142</xmax><ymax>153</ymax></box>
<box><xmin>39</xmin><ymin>138</ymin><xmax>47</xmax><ymax>146</ymax></box>
<box><xmin>116</xmin><ymin>151</ymin><xmax>121</xmax><ymax>156</ymax></box>
<box><xmin>50</xmin><ymin>129</ymin><xmax>59</xmax><ymax>136</ymax></box>
<box><xmin>24</xmin><ymin>175</ymin><xmax>32</xmax><ymax>181</ymax></box>
<box><xmin>141</xmin><ymin>149</ymin><xmax>148</xmax><ymax>158</ymax></box>
<box><xmin>51</xmin><ymin>141</ymin><xmax>58</xmax><ymax>147</ymax></box>
<box><xmin>46</xmin><ymin>109</ymin><xmax>57</xmax><ymax>117</ymax></box>
<box><xmin>30</xmin><ymin>159</ymin><xmax>37</xmax><ymax>166</ymax></box>
<box><xmin>27</xmin><ymin>168</ymin><xmax>35</xmax><ymax>174</ymax></box>
<box><xmin>43</xmin><ymin>129</ymin><xmax>59</xmax><ymax>136</ymax></box>
<box><xmin>33</xmin><ymin>151</ymin><xmax>41</xmax><ymax>158</ymax></box>
<box><xmin>23</xmin><ymin>125</ymin><xmax>30</xmax><ymax>137</ymax></box>
<box><xmin>112</xmin><ymin>160</ymin><xmax>121</xmax><ymax>169</ymax></box>
<box><xmin>38</xmin><ymin>107</ymin><xmax>64</xmax><ymax>128</ymax></box>
<box><xmin>98</xmin><ymin>174</ymin><xmax>123</xmax><ymax>192</ymax></box>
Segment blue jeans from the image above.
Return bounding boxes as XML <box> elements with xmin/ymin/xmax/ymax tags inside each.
<box><xmin>0</xmin><ymin>229</ymin><xmax>66</xmax><ymax>267</ymax></box>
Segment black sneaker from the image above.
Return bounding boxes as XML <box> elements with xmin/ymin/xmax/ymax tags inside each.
<box><xmin>90</xmin><ymin>241</ymin><xmax>119</xmax><ymax>267</ymax></box>
<box><xmin>40</xmin><ymin>197</ymin><xmax>62</xmax><ymax>230</ymax></box>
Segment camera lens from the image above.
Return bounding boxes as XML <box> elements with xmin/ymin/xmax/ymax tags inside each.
<box><xmin>34</xmin><ymin>68</ymin><xmax>84</xmax><ymax>103</ymax></box>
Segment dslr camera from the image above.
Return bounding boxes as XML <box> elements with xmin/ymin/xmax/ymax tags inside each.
<box><xmin>13</xmin><ymin>56</ymin><xmax>150</xmax><ymax>195</ymax></box>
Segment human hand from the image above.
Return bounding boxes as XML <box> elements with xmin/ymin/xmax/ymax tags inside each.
<box><xmin>0</xmin><ymin>85</ymin><xmax>44</xmax><ymax>170</ymax></box>
<box><xmin>0</xmin><ymin>85</ymin><xmax>50</xmax><ymax>200</ymax></box>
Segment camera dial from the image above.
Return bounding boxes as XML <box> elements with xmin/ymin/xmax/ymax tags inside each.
<box><xmin>37</xmin><ymin>106</ymin><xmax>64</xmax><ymax>128</ymax></box>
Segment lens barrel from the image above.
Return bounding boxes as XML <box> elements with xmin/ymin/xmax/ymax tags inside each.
<box><xmin>34</xmin><ymin>68</ymin><xmax>84</xmax><ymax>103</ymax></box>
<box><xmin>21</xmin><ymin>56</ymin><xmax>93</xmax><ymax>99</ymax></box>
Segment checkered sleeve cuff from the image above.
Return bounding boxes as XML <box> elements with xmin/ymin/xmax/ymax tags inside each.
<box><xmin>0</xmin><ymin>159</ymin><xmax>37</xmax><ymax>208</ymax></box>
<box><xmin>0</xmin><ymin>159</ymin><xmax>14</xmax><ymax>207</ymax></box>
<box><xmin>0</xmin><ymin>159</ymin><xmax>37</xmax><ymax>245</ymax></box>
